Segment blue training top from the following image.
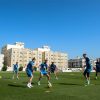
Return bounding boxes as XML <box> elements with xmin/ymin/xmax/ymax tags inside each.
<box><xmin>50</xmin><ymin>64</ymin><xmax>56</xmax><ymax>70</ymax></box>
<box><xmin>27</xmin><ymin>61</ymin><xmax>35</xmax><ymax>72</ymax></box>
<box><xmin>40</xmin><ymin>63</ymin><xmax>48</xmax><ymax>72</ymax></box>
<box><xmin>85</xmin><ymin>57</ymin><xmax>92</xmax><ymax>69</ymax></box>
<box><xmin>96</xmin><ymin>62</ymin><xmax>100</xmax><ymax>71</ymax></box>
<box><xmin>13</xmin><ymin>64</ymin><xmax>18</xmax><ymax>71</ymax></box>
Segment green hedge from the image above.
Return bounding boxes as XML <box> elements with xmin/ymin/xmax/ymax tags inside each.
<box><xmin>2</xmin><ymin>65</ymin><xmax>7</xmax><ymax>71</ymax></box>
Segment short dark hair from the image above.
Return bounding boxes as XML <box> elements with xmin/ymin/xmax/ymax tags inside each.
<box><xmin>32</xmin><ymin>57</ymin><xmax>36</xmax><ymax>61</ymax></box>
<box><xmin>45</xmin><ymin>59</ymin><xmax>48</xmax><ymax>61</ymax></box>
<box><xmin>83</xmin><ymin>53</ymin><xmax>87</xmax><ymax>56</ymax></box>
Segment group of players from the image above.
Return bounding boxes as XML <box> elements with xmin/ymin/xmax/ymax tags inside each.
<box><xmin>12</xmin><ymin>58</ymin><xmax>58</xmax><ymax>88</ymax></box>
<box><xmin>12</xmin><ymin>53</ymin><xmax>100</xmax><ymax>88</ymax></box>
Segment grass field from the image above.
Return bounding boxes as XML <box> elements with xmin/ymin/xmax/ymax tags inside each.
<box><xmin>0</xmin><ymin>72</ymin><xmax>100</xmax><ymax>100</ymax></box>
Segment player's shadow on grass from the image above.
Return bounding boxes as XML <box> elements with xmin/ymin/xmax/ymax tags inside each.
<box><xmin>22</xmin><ymin>82</ymin><xmax>35</xmax><ymax>85</ymax></box>
<box><xmin>59</xmin><ymin>83</ymin><xmax>81</xmax><ymax>86</ymax></box>
<box><xmin>3</xmin><ymin>77</ymin><xmax>12</xmax><ymax>80</ymax></box>
<box><xmin>8</xmin><ymin>84</ymin><xmax>26</xmax><ymax>88</ymax></box>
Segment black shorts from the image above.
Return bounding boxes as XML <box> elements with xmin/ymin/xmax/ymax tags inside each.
<box><xmin>83</xmin><ymin>69</ymin><xmax>91</xmax><ymax>77</ymax></box>
<box><xmin>96</xmin><ymin>69</ymin><xmax>100</xmax><ymax>72</ymax></box>
<box><xmin>50</xmin><ymin>70</ymin><xmax>55</xmax><ymax>73</ymax></box>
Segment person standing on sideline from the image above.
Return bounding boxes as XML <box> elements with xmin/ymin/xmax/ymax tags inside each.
<box><xmin>26</xmin><ymin>57</ymin><xmax>36</xmax><ymax>88</ymax></box>
<box><xmin>12</xmin><ymin>62</ymin><xmax>19</xmax><ymax>79</ymax></box>
<box><xmin>83</xmin><ymin>54</ymin><xmax>92</xmax><ymax>86</ymax></box>
<box><xmin>38</xmin><ymin>59</ymin><xmax>52</xmax><ymax>87</ymax></box>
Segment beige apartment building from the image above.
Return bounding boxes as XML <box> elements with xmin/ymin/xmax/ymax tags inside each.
<box><xmin>1</xmin><ymin>42</ymin><xmax>25</xmax><ymax>66</ymax></box>
<box><xmin>7</xmin><ymin>48</ymin><xmax>42</xmax><ymax>67</ymax></box>
<box><xmin>35</xmin><ymin>46</ymin><xmax>68</xmax><ymax>70</ymax></box>
<box><xmin>43</xmin><ymin>51</ymin><xmax>68</xmax><ymax>70</ymax></box>
<box><xmin>1</xmin><ymin>42</ymin><xmax>68</xmax><ymax>70</ymax></box>
<box><xmin>0</xmin><ymin>54</ymin><xmax>4</xmax><ymax>70</ymax></box>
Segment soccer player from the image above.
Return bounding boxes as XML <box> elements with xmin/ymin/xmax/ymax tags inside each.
<box><xmin>26</xmin><ymin>57</ymin><xmax>36</xmax><ymax>88</ymax></box>
<box><xmin>95</xmin><ymin>59</ymin><xmax>100</xmax><ymax>79</ymax></box>
<box><xmin>83</xmin><ymin>54</ymin><xmax>92</xmax><ymax>86</ymax></box>
<box><xmin>38</xmin><ymin>59</ymin><xmax>52</xmax><ymax>86</ymax></box>
<box><xmin>12</xmin><ymin>62</ymin><xmax>19</xmax><ymax>79</ymax></box>
<box><xmin>49</xmin><ymin>62</ymin><xmax>58</xmax><ymax>80</ymax></box>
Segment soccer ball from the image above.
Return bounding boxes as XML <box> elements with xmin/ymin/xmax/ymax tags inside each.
<box><xmin>48</xmin><ymin>83</ymin><xmax>52</xmax><ymax>88</ymax></box>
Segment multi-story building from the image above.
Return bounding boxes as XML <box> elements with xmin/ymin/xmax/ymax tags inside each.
<box><xmin>1</xmin><ymin>42</ymin><xmax>68</xmax><ymax>71</ymax></box>
<box><xmin>2</xmin><ymin>43</ymin><xmax>42</xmax><ymax>67</ymax></box>
<box><xmin>96</xmin><ymin>58</ymin><xmax>100</xmax><ymax>62</ymax></box>
<box><xmin>92</xmin><ymin>58</ymin><xmax>100</xmax><ymax>68</ymax></box>
<box><xmin>68</xmin><ymin>57</ymin><xmax>85</xmax><ymax>68</ymax></box>
<box><xmin>1</xmin><ymin>42</ymin><xmax>25</xmax><ymax>66</ymax></box>
<box><xmin>35</xmin><ymin>46</ymin><xmax>68</xmax><ymax>70</ymax></box>
<box><xmin>43</xmin><ymin>51</ymin><xmax>68</xmax><ymax>70</ymax></box>
<box><xmin>0</xmin><ymin>54</ymin><xmax>4</xmax><ymax>70</ymax></box>
<box><xmin>68</xmin><ymin>57</ymin><xmax>94</xmax><ymax>68</ymax></box>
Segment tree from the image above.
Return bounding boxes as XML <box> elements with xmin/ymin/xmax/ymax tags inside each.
<box><xmin>2</xmin><ymin>65</ymin><xmax>7</xmax><ymax>71</ymax></box>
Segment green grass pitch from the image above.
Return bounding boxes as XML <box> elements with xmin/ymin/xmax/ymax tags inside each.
<box><xmin>0</xmin><ymin>72</ymin><xmax>100</xmax><ymax>100</ymax></box>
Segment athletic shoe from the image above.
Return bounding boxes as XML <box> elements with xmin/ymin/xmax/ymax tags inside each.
<box><xmin>87</xmin><ymin>81</ymin><xmax>90</xmax><ymax>85</ymax></box>
<box><xmin>48</xmin><ymin>82</ymin><xmax>52</xmax><ymax>87</ymax></box>
<box><xmin>56</xmin><ymin>77</ymin><xmax>58</xmax><ymax>80</ymax></box>
<box><xmin>27</xmin><ymin>83</ymin><xmax>31</xmax><ymax>88</ymax></box>
<box><xmin>30</xmin><ymin>84</ymin><xmax>33</xmax><ymax>88</ymax></box>
<box><xmin>38</xmin><ymin>81</ymin><xmax>41</xmax><ymax>86</ymax></box>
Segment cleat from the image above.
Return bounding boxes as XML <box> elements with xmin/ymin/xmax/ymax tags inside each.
<box><xmin>38</xmin><ymin>81</ymin><xmax>41</xmax><ymax>86</ymax></box>
<box><xmin>27</xmin><ymin>83</ymin><xmax>31</xmax><ymax>88</ymax></box>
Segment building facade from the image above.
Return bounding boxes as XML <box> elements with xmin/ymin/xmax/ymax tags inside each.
<box><xmin>1</xmin><ymin>42</ymin><xmax>68</xmax><ymax>71</ymax></box>
<box><xmin>96</xmin><ymin>58</ymin><xmax>100</xmax><ymax>62</ymax></box>
<box><xmin>34</xmin><ymin>46</ymin><xmax>68</xmax><ymax>70</ymax></box>
<box><xmin>0</xmin><ymin>54</ymin><xmax>4</xmax><ymax>70</ymax></box>
<box><xmin>43</xmin><ymin>51</ymin><xmax>68</xmax><ymax>70</ymax></box>
<box><xmin>68</xmin><ymin>57</ymin><xmax>85</xmax><ymax>68</ymax></box>
<box><xmin>68</xmin><ymin>57</ymin><xmax>94</xmax><ymax>68</ymax></box>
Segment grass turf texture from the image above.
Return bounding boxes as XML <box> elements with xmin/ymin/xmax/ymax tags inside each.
<box><xmin>0</xmin><ymin>72</ymin><xmax>100</xmax><ymax>100</ymax></box>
